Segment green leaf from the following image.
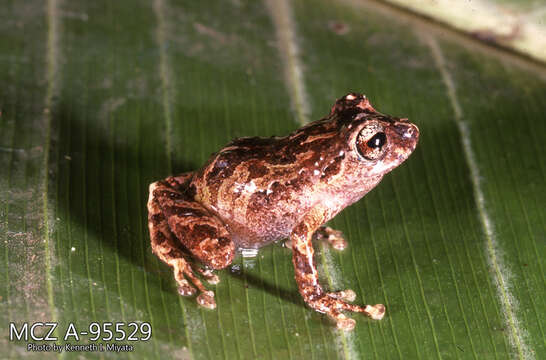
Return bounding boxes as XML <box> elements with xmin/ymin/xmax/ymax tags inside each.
<box><xmin>1</xmin><ymin>0</ymin><xmax>544</xmax><ymax>359</ymax></box>
<box><xmin>376</xmin><ymin>0</ymin><xmax>546</xmax><ymax>63</ymax></box>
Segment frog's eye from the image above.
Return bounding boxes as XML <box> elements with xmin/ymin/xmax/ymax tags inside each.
<box><xmin>356</xmin><ymin>123</ymin><xmax>387</xmax><ymax>160</ymax></box>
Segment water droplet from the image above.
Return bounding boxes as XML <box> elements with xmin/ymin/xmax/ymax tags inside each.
<box><xmin>241</xmin><ymin>248</ymin><xmax>259</xmax><ymax>258</ymax></box>
<box><xmin>230</xmin><ymin>264</ymin><xmax>241</xmax><ymax>274</ymax></box>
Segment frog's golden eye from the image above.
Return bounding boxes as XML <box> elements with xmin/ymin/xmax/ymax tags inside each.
<box><xmin>356</xmin><ymin>123</ymin><xmax>387</xmax><ymax>160</ymax></box>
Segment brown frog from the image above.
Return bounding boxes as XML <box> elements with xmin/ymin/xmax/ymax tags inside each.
<box><xmin>147</xmin><ymin>93</ymin><xmax>419</xmax><ymax>330</ymax></box>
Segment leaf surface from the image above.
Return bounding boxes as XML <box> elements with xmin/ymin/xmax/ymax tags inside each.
<box><xmin>0</xmin><ymin>0</ymin><xmax>544</xmax><ymax>359</ymax></box>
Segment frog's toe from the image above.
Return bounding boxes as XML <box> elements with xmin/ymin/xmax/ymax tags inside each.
<box><xmin>317</xmin><ymin>226</ymin><xmax>348</xmax><ymax>250</ymax></box>
<box><xmin>365</xmin><ymin>304</ymin><xmax>386</xmax><ymax>320</ymax></box>
<box><xmin>329</xmin><ymin>237</ymin><xmax>348</xmax><ymax>251</ymax></box>
<box><xmin>332</xmin><ymin>298</ymin><xmax>386</xmax><ymax>320</ymax></box>
<box><xmin>335</xmin><ymin>314</ymin><xmax>356</xmax><ymax>331</ymax></box>
<box><xmin>205</xmin><ymin>273</ymin><xmax>220</xmax><ymax>285</ymax></box>
<box><xmin>197</xmin><ymin>267</ymin><xmax>220</xmax><ymax>285</ymax></box>
<box><xmin>327</xmin><ymin>289</ymin><xmax>356</xmax><ymax>302</ymax></box>
<box><xmin>177</xmin><ymin>280</ymin><xmax>197</xmax><ymax>297</ymax></box>
<box><xmin>196</xmin><ymin>290</ymin><xmax>217</xmax><ymax>309</ymax></box>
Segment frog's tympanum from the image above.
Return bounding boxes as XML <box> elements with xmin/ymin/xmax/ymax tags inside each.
<box><xmin>147</xmin><ymin>93</ymin><xmax>419</xmax><ymax>330</ymax></box>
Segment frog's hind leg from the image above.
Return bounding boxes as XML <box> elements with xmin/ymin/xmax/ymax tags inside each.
<box><xmin>147</xmin><ymin>180</ymin><xmax>218</xmax><ymax>309</ymax></box>
<box><xmin>151</xmin><ymin>180</ymin><xmax>236</xmax><ymax>270</ymax></box>
<box><xmin>149</xmin><ymin>178</ymin><xmax>236</xmax><ymax>308</ymax></box>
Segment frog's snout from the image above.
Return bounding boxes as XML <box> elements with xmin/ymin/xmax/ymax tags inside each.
<box><xmin>393</xmin><ymin>122</ymin><xmax>419</xmax><ymax>148</ymax></box>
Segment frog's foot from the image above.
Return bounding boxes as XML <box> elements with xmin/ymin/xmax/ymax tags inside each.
<box><xmin>176</xmin><ymin>260</ymin><xmax>217</xmax><ymax>309</ymax></box>
<box><xmin>316</xmin><ymin>226</ymin><xmax>348</xmax><ymax>251</ymax></box>
<box><xmin>344</xmin><ymin>301</ymin><xmax>385</xmax><ymax>321</ymax></box>
<box><xmin>331</xmin><ymin>302</ymin><xmax>385</xmax><ymax>330</ymax></box>
<box><xmin>155</xmin><ymin>247</ymin><xmax>218</xmax><ymax>309</ymax></box>
<box><xmin>309</xmin><ymin>295</ymin><xmax>385</xmax><ymax>331</ymax></box>
<box><xmin>177</xmin><ymin>278</ymin><xmax>197</xmax><ymax>296</ymax></box>
<box><xmin>330</xmin><ymin>305</ymin><xmax>386</xmax><ymax>330</ymax></box>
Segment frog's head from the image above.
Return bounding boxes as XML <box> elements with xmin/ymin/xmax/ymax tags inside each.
<box><xmin>351</xmin><ymin>117</ymin><xmax>419</xmax><ymax>177</ymax></box>
<box><xmin>335</xmin><ymin>93</ymin><xmax>419</xmax><ymax>178</ymax></box>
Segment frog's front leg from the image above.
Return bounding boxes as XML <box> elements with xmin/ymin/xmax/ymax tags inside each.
<box><xmin>291</xmin><ymin>208</ymin><xmax>385</xmax><ymax>330</ymax></box>
<box><xmin>315</xmin><ymin>226</ymin><xmax>348</xmax><ymax>251</ymax></box>
<box><xmin>284</xmin><ymin>226</ymin><xmax>347</xmax><ymax>251</ymax></box>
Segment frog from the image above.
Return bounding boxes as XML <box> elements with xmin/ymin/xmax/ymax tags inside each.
<box><xmin>147</xmin><ymin>93</ymin><xmax>419</xmax><ymax>330</ymax></box>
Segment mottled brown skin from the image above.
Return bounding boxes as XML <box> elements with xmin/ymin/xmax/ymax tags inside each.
<box><xmin>147</xmin><ymin>93</ymin><xmax>419</xmax><ymax>330</ymax></box>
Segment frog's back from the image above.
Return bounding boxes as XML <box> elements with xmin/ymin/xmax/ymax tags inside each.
<box><xmin>191</xmin><ymin>123</ymin><xmax>344</xmax><ymax>247</ymax></box>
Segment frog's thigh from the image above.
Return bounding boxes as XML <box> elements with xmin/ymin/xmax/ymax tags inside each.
<box><xmin>152</xmin><ymin>181</ymin><xmax>236</xmax><ymax>270</ymax></box>
<box><xmin>164</xmin><ymin>172</ymin><xmax>194</xmax><ymax>189</ymax></box>
<box><xmin>148</xmin><ymin>181</ymin><xmax>218</xmax><ymax>308</ymax></box>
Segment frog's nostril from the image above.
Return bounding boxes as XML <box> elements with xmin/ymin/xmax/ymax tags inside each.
<box><xmin>403</xmin><ymin>125</ymin><xmax>417</xmax><ymax>139</ymax></box>
<box><xmin>392</xmin><ymin>122</ymin><xmax>418</xmax><ymax>141</ymax></box>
